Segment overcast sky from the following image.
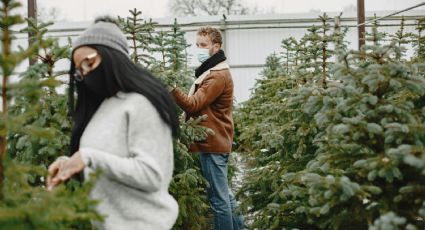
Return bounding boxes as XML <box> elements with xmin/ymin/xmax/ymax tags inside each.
<box><xmin>28</xmin><ymin>0</ymin><xmax>425</xmax><ymax>22</ymax></box>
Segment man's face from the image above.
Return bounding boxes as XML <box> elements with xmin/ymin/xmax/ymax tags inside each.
<box><xmin>196</xmin><ymin>35</ymin><xmax>220</xmax><ymax>56</ymax></box>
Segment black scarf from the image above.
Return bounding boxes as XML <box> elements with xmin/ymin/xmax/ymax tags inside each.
<box><xmin>69</xmin><ymin>61</ymin><xmax>119</xmax><ymax>156</ymax></box>
<box><xmin>195</xmin><ymin>49</ymin><xmax>226</xmax><ymax>78</ymax></box>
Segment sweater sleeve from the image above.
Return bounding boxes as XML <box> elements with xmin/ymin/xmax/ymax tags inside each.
<box><xmin>172</xmin><ymin>72</ymin><xmax>225</xmax><ymax>114</ymax></box>
<box><xmin>80</xmin><ymin>98</ymin><xmax>168</xmax><ymax>193</ymax></box>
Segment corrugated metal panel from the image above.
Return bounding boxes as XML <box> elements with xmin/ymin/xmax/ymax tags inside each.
<box><xmin>231</xmin><ymin>67</ymin><xmax>263</xmax><ymax>103</ymax></box>
<box><xmin>225</xmin><ymin>28</ymin><xmax>307</xmax><ymax>66</ymax></box>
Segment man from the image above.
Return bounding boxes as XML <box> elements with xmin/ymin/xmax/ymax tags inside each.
<box><xmin>170</xmin><ymin>26</ymin><xmax>244</xmax><ymax>230</ymax></box>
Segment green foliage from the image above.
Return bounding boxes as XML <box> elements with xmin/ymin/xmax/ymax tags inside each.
<box><xmin>370</xmin><ymin>212</ymin><xmax>417</xmax><ymax>230</ymax></box>
<box><xmin>8</xmin><ymin>18</ymin><xmax>72</xmax><ymax>182</ymax></box>
<box><xmin>118</xmin><ymin>8</ymin><xmax>157</xmax><ymax>67</ymax></box>
<box><xmin>235</xmin><ymin>52</ymin><xmax>319</xmax><ymax>229</ymax></box>
<box><xmin>170</xmin><ymin>115</ymin><xmax>213</xmax><ymax>230</ymax></box>
<box><xmin>119</xmin><ymin>10</ymin><xmax>211</xmax><ymax>229</ymax></box>
<box><xmin>0</xmin><ymin>158</ymin><xmax>102</xmax><ymax>230</ymax></box>
<box><xmin>235</xmin><ymin>15</ymin><xmax>425</xmax><ymax>229</ymax></box>
<box><xmin>412</xmin><ymin>18</ymin><xmax>425</xmax><ymax>62</ymax></box>
<box><xmin>389</xmin><ymin>17</ymin><xmax>415</xmax><ymax>61</ymax></box>
<box><xmin>0</xmin><ymin>0</ymin><xmax>101</xmax><ymax>229</ymax></box>
<box><xmin>149</xmin><ymin>18</ymin><xmax>193</xmax><ymax>91</ymax></box>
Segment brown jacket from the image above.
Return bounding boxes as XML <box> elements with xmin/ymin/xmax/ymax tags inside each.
<box><xmin>172</xmin><ymin>61</ymin><xmax>234</xmax><ymax>153</ymax></box>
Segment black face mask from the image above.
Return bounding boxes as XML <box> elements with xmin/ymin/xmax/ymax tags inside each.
<box><xmin>82</xmin><ymin>64</ymin><xmax>112</xmax><ymax>98</ymax></box>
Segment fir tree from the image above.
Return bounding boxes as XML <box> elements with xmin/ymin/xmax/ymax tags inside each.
<box><xmin>120</xmin><ymin>12</ymin><xmax>211</xmax><ymax>229</ymax></box>
<box><xmin>0</xmin><ymin>1</ymin><xmax>101</xmax><ymax>229</ymax></box>
<box><xmin>280</xmin><ymin>37</ymin><xmax>298</xmax><ymax>76</ymax></box>
<box><xmin>292</xmin><ymin>13</ymin><xmax>339</xmax><ymax>86</ymax></box>
<box><xmin>8</xmin><ymin>18</ymin><xmax>72</xmax><ymax>184</ymax></box>
<box><xmin>412</xmin><ymin>18</ymin><xmax>425</xmax><ymax>62</ymax></box>
<box><xmin>150</xmin><ymin>18</ymin><xmax>193</xmax><ymax>91</ymax></box>
<box><xmin>118</xmin><ymin>8</ymin><xmax>156</xmax><ymax>67</ymax></box>
<box><xmin>236</xmin><ymin>13</ymin><xmax>425</xmax><ymax>230</ymax></box>
<box><xmin>389</xmin><ymin>17</ymin><xmax>414</xmax><ymax>61</ymax></box>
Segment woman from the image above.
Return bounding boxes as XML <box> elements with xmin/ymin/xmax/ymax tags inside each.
<box><xmin>47</xmin><ymin>17</ymin><xmax>179</xmax><ymax>230</ymax></box>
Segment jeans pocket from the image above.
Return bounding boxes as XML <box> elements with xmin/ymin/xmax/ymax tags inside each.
<box><xmin>214</xmin><ymin>154</ymin><xmax>229</xmax><ymax>166</ymax></box>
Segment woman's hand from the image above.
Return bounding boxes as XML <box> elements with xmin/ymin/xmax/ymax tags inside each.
<box><xmin>47</xmin><ymin>151</ymin><xmax>85</xmax><ymax>191</ymax></box>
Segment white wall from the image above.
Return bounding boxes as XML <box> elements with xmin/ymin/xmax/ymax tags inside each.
<box><xmin>9</xmin><ymin>10</ymin><xmax>425</xmax><ymax>103</ymax></box>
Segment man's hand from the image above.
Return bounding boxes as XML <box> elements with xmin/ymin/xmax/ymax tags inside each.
<box><xmin>167</xmin><ymin>84</ymin><xmax>177</xmax><ymax>92</ymax></box>
<box><xmin>167</xmin><ymin>73</ymin><xmax>178</xmax><ymax>92</ymax></box>
<box><xmin>47</xmin><ymin>152</ymin><xmax>85</xmax><ymax>191</ymax></box>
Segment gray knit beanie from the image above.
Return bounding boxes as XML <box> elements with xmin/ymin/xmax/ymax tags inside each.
<box><xmin>72</xmin><ymin>20</ymin><xmax>129</xmax><ymax>56</ymax></box>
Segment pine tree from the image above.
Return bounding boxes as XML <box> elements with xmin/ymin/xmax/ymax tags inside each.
<box><xmin>412</xmin><ymin>17</ymin><xmax>425</xmax><ymax>62</ymax></box>
<box><xmin>118</xmin><ymin>8</ymin><xmax>157</xmax><ymax>67</ymax></box>
<box><xmin>292</xmin><ymin>23</ymin><xmax>425</xmax><ymax>229</ymax></box>
<box><xmin>280</xmin><ymin>37</ymin><xmax>298</xmax><ymax>76</ymax></box>
<box><xmin>150</xmin><ymin>18</ymin><xmax>193</xmax><ymax>91</ymax></box>
<box><xmin>292</xmin><ymin>13</ymin><xmax>340</xmax><ymax>87</ymax></box>
<box><xmin>120</xmin><ymin>12</ymin><xmax>211</xmax><ymax>230</ymax></box>
<box><xmin>150</xmin><ymin>30</ymin><xmax>168</xmax><ymax>71</ymax></box>
<box><xmin>362</xmin><ymin>14</ymin><xmax>390</xmax><ymax>60</ymax></box>
<box><xmin>236</xmin><ymin>13</ymin><xmax>425</xmax><ymax>229</ymax></box>
<box><xmin>166</xmin><ymin>18</ymin><xmax>190</xmax><ymax>72</ymax></box>
<box><xmin>235</xmin><ymin>52</ymin><xmax>320</xmax><ymax>229</ymax></box>
<box><xmin>235</xmin><ymin>14</ymin><xmax>351</xmax><ymax>229</ymax></box>
<box><xmin>295</xmin><ymin>24</ymin><xmax>321</xmax><ymax>84</ymax></box>
<box><xmin>389</xmin><ymin>17</ymin><xmax>414</xmax><ymax>61</ymax></box>
<box><xmin>8</xmin><ymin>18</ymin><xmax>72</xmax><ymax>186</ymax></box>
<box><xmin>0</xmin><ymin>1</ymin><xmax>101</xmax><ymax>229</ymax></box>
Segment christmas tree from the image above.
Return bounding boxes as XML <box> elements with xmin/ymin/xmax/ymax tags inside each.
<box><xmin>235</xmin><ymin>14</ymin><xmax>425</xmax><ymax>229</ymax></box>
<box><xmin>149</xmin><ymin>18</ymin><xmax>193</xmax><ymax>91</ymax></box>
<box><xmin>8</xmin><ymin>18</ymin><xmax>72</xmax><ymax>186</ymax></box>
<box><xmin>412</xmin><ymin>17</ymin><xmax>425</xmax><ymax>62</ymax></box>
<box><xmin>0</xmin><ymin>0</ymin><xmax>101</xmax><ymax>229</ymax></box>
<box><xmin>118</xmin><ymin>8</ymin><xmax>157</xmax><ymax>67</ymax></box>
<box><xmin>119</xmin><ymin>11</ymin><xmax>212</xmax><ymax>229</ymax></box>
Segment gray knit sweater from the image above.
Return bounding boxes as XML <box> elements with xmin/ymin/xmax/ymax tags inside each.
<box><xmin>79</xmin><ymin>91</ymin><xmax>178</xmax><ymax>230</ymax></box>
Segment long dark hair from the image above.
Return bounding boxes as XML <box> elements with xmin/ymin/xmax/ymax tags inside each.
<box><xmin>68</xmin><ymin>45</ymin><xmax>179</xmax><ymax>155</ymax></box>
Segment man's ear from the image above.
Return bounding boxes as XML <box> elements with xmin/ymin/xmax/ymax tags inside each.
<box><xmin>213</xmin><ymin>43</ymin><xmax>221</xmax><ymax>53</ymax></box>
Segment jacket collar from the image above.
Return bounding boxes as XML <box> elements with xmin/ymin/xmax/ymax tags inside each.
<box><xmin>188</xmin><ymin>61</ymin><xmax>229</xmax><ymax>97</ymax></box>
<box><xmin>194</xmin><ymin>61</ymin><xmax>229</xmax><ymax>85</ymax></box>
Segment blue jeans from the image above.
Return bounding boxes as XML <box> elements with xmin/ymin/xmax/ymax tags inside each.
<box><xmin>199</xmin><ymin>153</ymin><xmax>245</xmax><ymax>230</ymax></box>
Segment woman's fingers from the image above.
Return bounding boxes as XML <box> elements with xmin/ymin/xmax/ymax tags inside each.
<box><xmin>48</xmin><ymin>176</ymin><xmax>63</xmax><ymax>191</ymax></box>
<box><xmin>57</xmin><ymin>168</ymin><xmax>73</xmax><ymax>181</ymax></box>
<box><xmin>46</xmin><ymin>154</ymin><xmax>85</xmax><ymax>191</ymax></box>
<box><xmin>47</xmin><ymin>160</ymin><xmax>61</xmax><ymax>188</ymax></box>
<box><xmin>56</xmin><ymin>152</ymin><xmax>85</xmax><ymax>182</ymax></box>
<box><xmin>48</xmin><ymin>169</ymin><xmax>67</xmax><ymax>191</ymax></box>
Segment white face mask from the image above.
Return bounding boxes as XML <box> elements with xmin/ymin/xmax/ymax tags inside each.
<box><xmin>197</xmin><ymin>48</ymin><xmax>210</xmax><ymax>63</ymax></box>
